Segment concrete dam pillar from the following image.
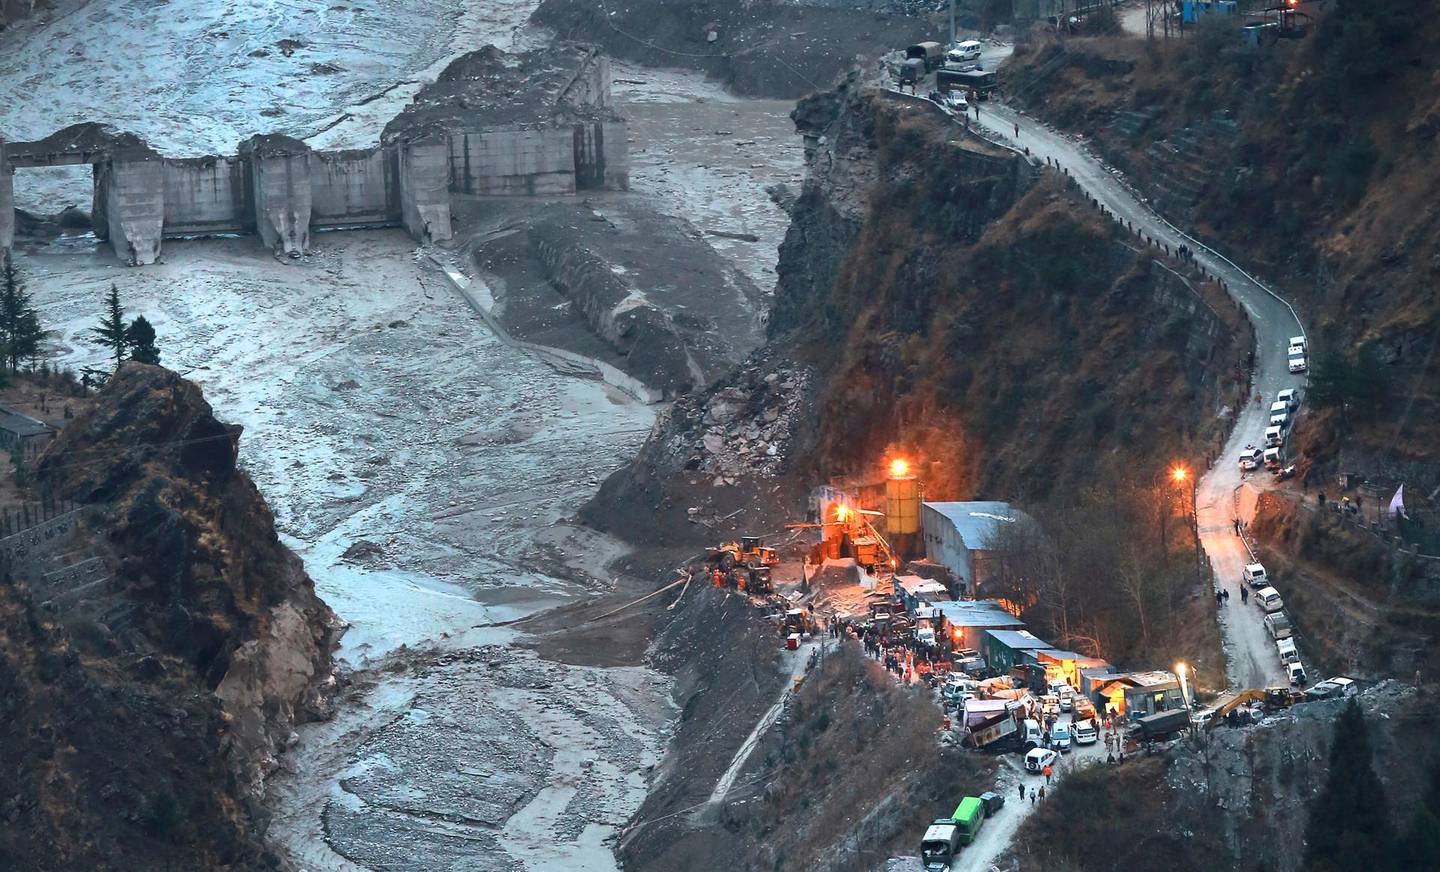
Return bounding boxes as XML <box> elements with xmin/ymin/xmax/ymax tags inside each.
<box><xmin>398</xmin><ymin>139</ymin><xmax>452</xmax><ymax>244</ymax></box>
<box><xmin>242</xmin><ymin>135</ymin><xmax>312</xmax><ymax>257</ymax></box>
<box><xmin>0</xmin><ymin>136</ymin><xmax>12</xmax><ymax>256</ymax></box>
<box><xmin>96</xmin><ymin>150</ymin><xmax>166</xmax><ymax>266</ymax></box>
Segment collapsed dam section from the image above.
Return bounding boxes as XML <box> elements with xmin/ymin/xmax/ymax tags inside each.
<box><xmin>0</xmin><ymin>43</ymin><xmax>628</xmax><ymax>264</ymax></box>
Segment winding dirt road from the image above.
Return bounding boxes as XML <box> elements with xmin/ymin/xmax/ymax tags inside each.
<box><xmin>968</xmin><ymin>103</ymin><xmax>1303</xmax><ymax>689</ymax></box>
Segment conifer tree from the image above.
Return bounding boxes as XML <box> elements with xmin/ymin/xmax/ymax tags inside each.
<box><xmin>125</xmin><ymin>316</ymin><xmax>160</xmax><ymax>365</ymax></box>
<box><xmin>1302</xmin><ymin>699</ymin><xmax>1395</xmax><ymax>872</ymax></box>
<box><xmin>91</xmin><ymin>284</ymin><xmax>129</xmax><ymax>370</ymax></box>
<box><xmin>0</xmin><ymin>254</ymin><xmax>45</xmax><ymax>372</ymax></box>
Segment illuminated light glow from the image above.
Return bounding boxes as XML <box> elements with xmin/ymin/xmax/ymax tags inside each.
<box><xmin>889</xmin><ymin>458</ymin><xmax>910</xmax><ymax>478</ymax></box>
<box><xmin>835</xmin><ymin>504</ymin><xmax>850</xmax><ymax>522</ymax></box>
<box><xmin>1171</xmin><ymin>466</ymin><xmax>1188</xmax><ymax>483</ymax></box>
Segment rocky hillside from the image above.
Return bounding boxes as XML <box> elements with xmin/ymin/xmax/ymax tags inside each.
<box><xmin>0</xmin><ymin>364</ymin><xmax>336</xmax><ymax>870</ymax></box>
<box><xmin>588</xmin><ymin>80</ymin><xmax>1249</xmax><ymax>551</ymax></box>
<box><xmin>532</xmin><ymin>0</ymin><xmax>932</xmax><ymax>98</ymax></box>
<box><xmin>0</xmin><ymin>0</ymin><xmax>41</xmax><ymax>31</ymax></box>
<box><xmin>1008</xmin><ymin>680</ymin><xmax>1434</xmax><ymax>872</ymax></box>
<box><xmin>1003</xmin><ymin>6</ymin><xmax>1440</xmax><ymax>496</ymax></box>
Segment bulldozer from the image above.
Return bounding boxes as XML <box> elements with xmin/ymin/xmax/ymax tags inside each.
<box><xmin>706</xmin><ymin>536</ymin><xmax>780</xmax><ymax>572</ymax></box>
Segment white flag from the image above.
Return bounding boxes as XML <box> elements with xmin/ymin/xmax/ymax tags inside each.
<box><xmin>1389</xmin><ymin>485</ymin><xmax>1407</xmax><ymax>519</ymax></box>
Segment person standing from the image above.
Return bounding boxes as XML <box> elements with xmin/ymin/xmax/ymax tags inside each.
<box><xmin>1039</xmin><ymin>785</ymin><xmax>1046</xmax><ymax>801</ymax></box>
<box><xmin>1043</xmin><ymin>764</ymin><xmax>1053</xmax><ymax>785</ymax></box>
<box><xmin>1019</xmin><ymin>782</ymin><xmax>1026</xmax><ymax>801</ymax></box>
<box><xmin>1030</xmin><ymin>788</ymin><xmax>1037</xmax><ymax>806</ymax></box>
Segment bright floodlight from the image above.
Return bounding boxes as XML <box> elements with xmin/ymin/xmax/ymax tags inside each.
<box><xmin>890</xmin><ymin>458</ymin><xmax>910</xmax><ymax>478</ymax></box>
<box><xmin>1171</xmin><ymin>466</ymin><xmax>1188</xmax><ymax>483</ymax></box>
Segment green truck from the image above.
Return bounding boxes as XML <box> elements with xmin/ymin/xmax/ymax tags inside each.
<box><xmin>920</xmin><ymin>797</ymin><xmax>986</xmax><ymax>871</ymax></box>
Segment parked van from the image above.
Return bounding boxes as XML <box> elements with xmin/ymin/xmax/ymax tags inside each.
<box><xmin>1287</xmin><ymin>660</ymin><xmax>1308</xmax><ymax>686</ymax></box>
<box><xmin>1265</xmin><ymin>425</ymin><xmax>1285</xmax><ymax>448</ymax></box>
<box><xmin>1269</xmin><ymin>402</ymin><xmax>1290</xmax><ymax>427</ymax></box>
<box><xmin>953</xmin><ymin>796</ymin><xmax>985</xmax><ymax>845</ymax></box>
<box><xmin>1255</xmin><ymin>586</ymin><xmax>1285</xmax><ymax>612</ymax></box>
<box><xmin>1264</xmin><ymin>611</ymin><xmax>1293</xmax><ymax>639</ymax></box>
<box><xmin>1276</xmin><ymin>637</ymin><xmax>1299</xmax><ymax>664</ymax></box>
<box><xmin>1239</xmin><ymin>445</ymin><xmax>1263</xmax><ymax>471</ymax></box>
<box><xmin>1264</xmin><ymin>446</ymin><xmax>1282</xmax><ymax>470</ymax></box>
<box><xmin>1243</xmin><ymin>563</ymin><xmax>1269</xmax><ymax>587</ymax></box>
<box><xmin>1277</xmin><ymin>388</ymin><xmax>1299</xmax><ymax>410</ymax></box>
<box><xmin>1289</xmin><ymin>353</ymin><xmax>1308</xmax><ymax>374</ymax></box>
<box><xmin>1289</xmin><ymin>335</ymin><xmax>1307</xmax><ymax>352</ymax></box>
<box><xmin>920</xmin><ymin>820</ymin><xmax>961</xmax><ymax>872</ymax></box>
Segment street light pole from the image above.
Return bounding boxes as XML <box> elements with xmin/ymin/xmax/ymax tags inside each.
<box><xmin>949</xmin><ymin>0</ymin><xmax>956</xmax><ymax>47</ymax></box>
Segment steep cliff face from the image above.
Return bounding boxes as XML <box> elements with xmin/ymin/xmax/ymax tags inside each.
<box><xmin>1005</xmin><ymin>10</ymin><xmax>1440</xmax><ymax>492</ymax></box>
<box><xmin>0</xmin><ymin>364</ymin><xmax>336</xmax><ymax>870</ymax></box>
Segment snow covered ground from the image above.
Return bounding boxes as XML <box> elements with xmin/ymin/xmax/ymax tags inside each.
<box><xmin>0</xmin><ymin>0</ymin><xmax>548</xmax><ymax>211</ymax></box>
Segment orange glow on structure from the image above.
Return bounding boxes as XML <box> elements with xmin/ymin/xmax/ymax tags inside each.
<box><xmin>889</xmin><ymin>458</ymin><xmax>910</xmax><ymax>478</ymax></box>
<box><xmin>835</xmin><ymin>504</ymin><xmax>850</xmax><ymax>522</ymax></box>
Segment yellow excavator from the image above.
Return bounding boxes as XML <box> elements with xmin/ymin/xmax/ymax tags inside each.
<box><xmin>1207</xmin><ymin>686</ymin><xmax>1305</xmax><ymax>729</ymax></box>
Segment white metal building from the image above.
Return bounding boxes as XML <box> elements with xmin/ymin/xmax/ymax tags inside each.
<box><xmin>920</xmin><ymin>501</ymin><xmax>1032</xmax><ymax>596</ymax></box>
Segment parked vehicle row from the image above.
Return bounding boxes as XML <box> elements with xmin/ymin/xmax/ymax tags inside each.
<box><xmin>1288</xmin><ymin>334</ymin><xmax>1307</xmax><ymax>374</ymax></box>
<box><xmin>1241</xmin><ymin>387</ymin><xmax>1303</xmax><ymax>473</ymax></box>
<box><xmin>920</xmin><ymin>792</ymin><xmax>1004</xmax><ymax>871</ymax></box>
<box><xmin>1246</xmin><ymin>561</ymin><xmax>1309</xmax><ymax>685</ymax></box>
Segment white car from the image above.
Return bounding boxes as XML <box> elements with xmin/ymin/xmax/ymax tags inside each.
<box><xmin>1190</xmin><ymin>708</ymin><xmax>1217</xmax><ymax>730</ymax></box>
<box><xmin>1269</xmin><ymin>401</ymin><xmax>1290</xmax><ymax>427</ymax></box>
<box><xmin>1049</xmin><ymin>724</ymin><xmax>1073</xmax><ymax>753</ymax></box>
<box><xmin>1287</xmin><ymin>660</ymin><xmax>1308</xmax><ymax>686</ymax></box>
<box><xmin>1239</xmin><ymin>446</ymin><xmax>1263</xmax><ymax>471</ymax></box>
<box><xmin>1265</xmin><ymin>425</ymin><xmax>1284</xmax><ymax>448</ymax></box>
<box><xmin>1277</xmin><ymin>388</ymin><xmax>1299</xmax><ymax>410</ymax></box>
<box><xmin>1289</xmin><ymin>354</ymin><xmax>1308</xmax><ymax>374</ymax></box>
<box><xmin>944</xmin><ymin>91</ymin><xmax>969</xmax><ymax>112</ymax></box>
<box><xmin>1025</xmin><ymin>747</ymin><xmax>1058</xmax><ymax>773</ymax></box>
<box><xmin>1073</xmin><ymin>718</ymin><xmax>1098</xmax><ymax>744</ymax></box>
<box><xmin>1289</xmin><ymin>335</ymin><xmax>1307</xmax><ymax>352</ymax></box>
<box><xmin>1287</xmin><ymin>344</ymin><xmax>1305</xmax><ymax>358</ymax></box>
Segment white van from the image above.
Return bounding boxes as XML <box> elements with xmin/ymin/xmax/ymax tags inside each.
<box><xmin>1265</xmin><ymin>425</ymin><xmax>1284</xmax><ymax>448</ymax></box>
<box><xmin>951</xmin><ymin>39</ymin><xmax>982</xmax><ymax>60</ymax></box>
<box><xmin>1255</xmin><ymin>586</ymin><xmax>1284</xmax><ymax>612</ymax></box>
<box><xmin>1243</xmin><ymin>563</ymin><xmax>1268</xmax><ymax>587</ymax></box>
<box><xmin>1289</xmin><ymin>335</ymin><xmax>1307</xmax><ymax>352</ymax></box>
<box><xmin>1263</xmin><ymin>446</ymin><xmax>1282</xmax><ymax>469</ymax></box>
<box><xmin>1277</xmin><ymin>388</ymin><xmax>1299</xmax><ymax>410</ymax></box>
<box><xmin>1269</xmin><ymin>402</ymin><xmax>1290</xmax><ymax>427</ymax></box>
<box><xmin>1239</xmin><ymin>446</ymin><xmax>1263</xmax><ymax>471</ymax></box>
<box><xmin>1287</xmin><ymin>660</ymin><xmax>1308</xmax><ymax>686</ymax></box>
<box><xmin>1264</xmin><ymin>611</ymin><xmax>1293</xmax><ymax>639</ymax></box>
<box><xmin>1289</xmin><ymin>353</ymin><xmax>1308</xmax><ymax>374</ymax></box>
<box><xmin>1276</xmin><ymin>637</ymin><xmax>1299</xmax><ymax>664</ymax></box>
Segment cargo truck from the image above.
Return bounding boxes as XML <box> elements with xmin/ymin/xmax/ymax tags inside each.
<box><xmin>1134</xmin><ymin>708</ymin><xmax>1190</xmax><ymax>740</ymax></box>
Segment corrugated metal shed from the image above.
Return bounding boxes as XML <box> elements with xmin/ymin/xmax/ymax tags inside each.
<box><xmin>922</xmin><ymin>501</ymin><xmax>1032</xmax><ymax>548</ymax></box>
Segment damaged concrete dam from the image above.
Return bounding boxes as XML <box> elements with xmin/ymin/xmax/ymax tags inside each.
<box><xmin>0</xmin><ymin>44</ymin><xmax>628</xmax><ymax>264</ymax></box>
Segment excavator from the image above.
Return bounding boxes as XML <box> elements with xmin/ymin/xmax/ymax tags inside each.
<box><xmin>1207</xmin><ymin>686</ymin><xmax>1305</xmax><ymax>729</ymax></box>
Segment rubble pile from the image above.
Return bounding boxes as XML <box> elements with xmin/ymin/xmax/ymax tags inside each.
<box><xmin>666</xmin><ymin>357</ymin><xmax>815</xmax><ymax>482</ymax></box>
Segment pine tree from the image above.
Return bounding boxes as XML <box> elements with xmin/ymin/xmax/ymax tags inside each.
<box><xmin>1395</xmin><ymin>764</ymin><xmax>1440</xmax><ymax>868</ymax></box>
<box><xmin>1302</xmin><ymin>699</ymin><xmax>1395</xmax><ymax>872</ymax></box>
<box><xmin>0</xmin><ymin>254</ymin><xmax>45</xmax><ymax>372</ymax></box>
<box><xmin>91</xmin><ymin>284</ymin><xmax>129</xmax><ymax>370</ymax></box>
<box><xmin>125</xmin><ymin>315</ymin><xmax>161</xmax><ymax>365</ymax></box>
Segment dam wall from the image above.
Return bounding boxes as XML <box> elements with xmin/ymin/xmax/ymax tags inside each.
<box><xmin>162</xmin><ymin>156</ymin><xmax>248</xmax><ymax>237</ymax></box>
<box><xmin>311</xmin><ymin>149</ymin><xmax>398</xmax><ymax>230</ymax></box>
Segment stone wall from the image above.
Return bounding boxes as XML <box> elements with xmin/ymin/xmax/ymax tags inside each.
<box><xmin>248</xmin><ymin>145</ymin><xmax>313</xmax><ymax>256</ymax></box>
<box><xmin>310</xmin><ymin>148</ymin><xmax>397</xmax><ymax>229</ymax></box>
<box><xmin>398</xmin><ymin>139</ymin><xmax>452</xmax><ymax>243</ymax></box>
<box><xmin>162</xmin><ymin>156</ymin><xmax>247</xmax><ymax>236</ymax></box>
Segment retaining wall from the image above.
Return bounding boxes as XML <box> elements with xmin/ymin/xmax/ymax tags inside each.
<box><xmin>450</xmin><ymin>128</ymin><xmax>576</xmax><ymax>196</ymax></box>
<box><xmin>310</xmin><ymin>148</ymin><xmax>397</xmax><ymax>229</ymax></box>
<box><xmin>162</xmin><ymin>156</ymin><xmax>247</xmax><ymax>236</ymax></box>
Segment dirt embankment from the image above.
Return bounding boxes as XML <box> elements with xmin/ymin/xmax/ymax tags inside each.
<box><xmin>0</xmin><ymin>364</ymin><xmax>337</xmax><ymax>871</ymax></box>
<box><xmin>0</xmin><ymin>0</ymin><xmax>42</xmax><ymax>31</ymax></box>
<box><xmin>533</xmin><ymin>0</ymin><xmax>934</xmax><ymax>99</ymax></box>
<box><xmin>1002</xmin><ymin>11</ymin><xmax>1440</xmax><ymax>493</ymax></box>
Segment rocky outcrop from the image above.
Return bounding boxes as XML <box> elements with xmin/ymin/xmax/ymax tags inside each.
<box><xmin>0</xmin><ymin>0</ymin><xmax>39</xmax><ymax>30</ymax></box>
<box><xmin>0</xmin><ymin>364</ymin><xmax>337</xmax><ymax>870</ymax></box>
